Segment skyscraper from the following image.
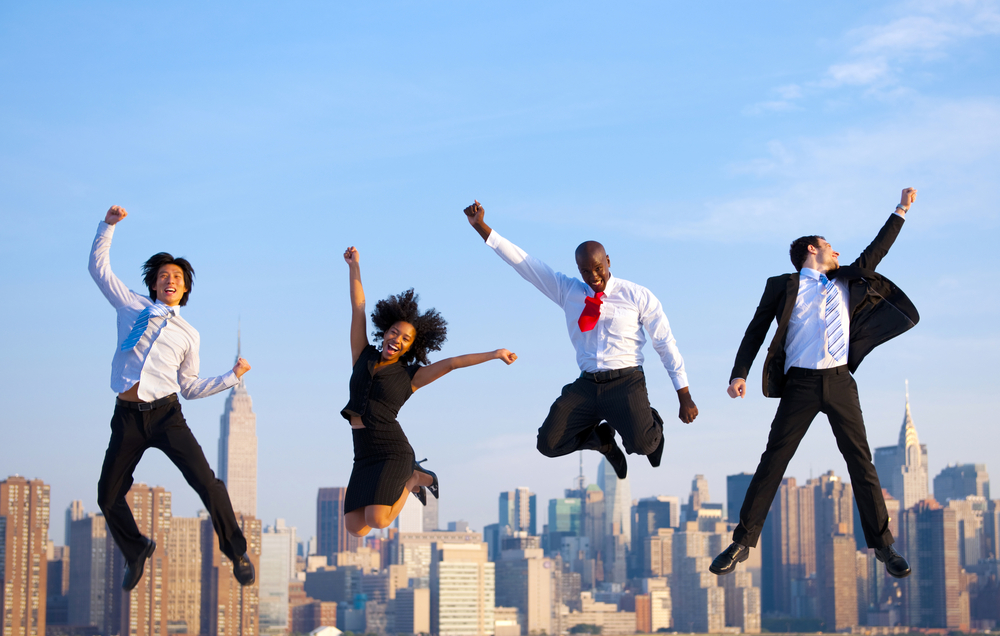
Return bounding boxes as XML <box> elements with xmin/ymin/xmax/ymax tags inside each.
<box><xmin>201</xmin><ymin>513</ymin><xmax>261</xmax><ymax>636</ymax></box>
<box><xmin>423</xmin><ymin>495</ymin><xmax>439</xmax><ymax>532</ymax></box>
<box><xmin>597</xmin><ymin>458</ymin><xmax>630</xmax><ymax>584</ymax></box>
<box><xmin>873</xmin><ymin>383</ymin><xmax>929</xmax><ymax>510</ymax></box>
<box><xmin>64</xmin><ymin>500</ymin><xmax>85</xmax><ymax>546</ymax></box>
<box><xmin>935</xmin><ymin>464</ymin><xmax>990</xmax><ymax>503</ymax></box>
<box><xmin>727</xmin><ymin>473</ymin><xmax>755</xmax><ymax>524</ymax></box>
<box><xmin>112</xmin><ymin>484</ymin><xmax>171</xmax><ymax>636</ymax></box>
<box><xmin>0</xmin><ymin>476</ymin><xmax>50</xmax><ymax>636</ymax></box>
<box><xmin>430</xmin><ymin>541</ymin><xmax>495</xmax><ymax>636</ymax></box>
<box><xmin>218</xmin><ymin>332</ymin><xmax>258</xmax><ymax>517</ymax></box>
<box><xmin>317</xmin><ymin>487</ymin><xmax>361</xmax><ymax>560</ymax></box>
<box><xmin>760</xmin><ymin>477</ymin><xmax>816</xmax><ymax>617</ymax></box>
<box><xmin>631</xmin><ymin>496</ymin><xmax>679</xmax><ymax>578</ymax></box>
<box><xmin>811</xmin><ymin>471</ymin><xmax>857</xmax><ymax>630</ymax></box>
<box><xmin>499</xmin><ymin>488</ymin><xmax>537</xmax><ymax>535</ymax></box>
<box><xmin>167</xmin><ymin>515</ymin><xmax>204</xmax><ymax>636</ymax></box>
<box><xmin>260</xmin><ymin>521</ymin><xmax>295</xmax><ymax>633</ymax></box>
<box><xmin>899</xmin><ymin>500</ymin><xmax>965</xmax><ymax>629</ymax></box>
<box><xmin>68</xmin><ymin>514</ymin><xmax>110</xmax><ymax>632</ymax></box>
<box><xmin>494</xmin><ymin>544</ymin><xmax>553</xmax><ymax>635</ymax></box>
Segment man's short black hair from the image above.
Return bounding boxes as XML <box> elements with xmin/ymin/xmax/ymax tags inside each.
<box><xmin>142</xmin><ymin>253</ymin><xmax>195</xmax><ymax>306</ymax></box>
<box><xmin>371</xmin><ymin>288</ymin><xmax>448</xmax><ymax>366</ymax></box>
<box><xmin>789</xmin><ymin>236</ymin><xmax>824</xmax><ymax>271</ymax></box>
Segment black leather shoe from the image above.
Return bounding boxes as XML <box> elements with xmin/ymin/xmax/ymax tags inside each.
<box><xmin>874</xmin><ymin>545</ymin><xmax>911</xmax><ymax>578</ymax></box>
<box><xmin>600</xmin><ymin>437</ymin><xmax>628</xmax><ymax>481</ymax></box>
<box><xmin>122</xmin><ymin>538</ymin><xmax>156</xmax><ymax>591</ymax></box>
<box><xmin>647</xmin><ymin>408</ymin><xmax>665</xmax><ymax>468</ymax></box>
<box><xmin>710</xmin><ymin>542</ymin><xmax>749</xmax><ymax>575</ymax></box>
<box><xmin>414</xmin><ymin>459</ymin><xmax>439</xmax><ymax>499</ymax></box>
<box><xmin>233</xmin><ymin>553</ymin><xmax>256</xmax><ymax>586</ymax></box>
<box><xmin>413</xmin><ymin>485</ymin><xmax>427</xmax><ymax>506</ymax></box>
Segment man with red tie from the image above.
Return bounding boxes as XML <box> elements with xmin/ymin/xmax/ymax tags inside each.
<box><xmin>464</xmin><ymin>201</ymin><xmax>698</xmax><ymax>478</ymax></box>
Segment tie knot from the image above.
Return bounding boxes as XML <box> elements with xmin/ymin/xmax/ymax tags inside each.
<box><xmin>819</xmin><ymin>274</ymin><xmax>829</xmax><ymax>285</ymax></box>
<box><xmin>595</xmin><ymin>292</ymin><xmax>605</xmax><ymax>300</ymax></box>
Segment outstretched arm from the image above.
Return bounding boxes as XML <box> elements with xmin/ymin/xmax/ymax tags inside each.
<box><xmin>344</xmin><ymin>247</ymin><xmax>369</xmax><ymax>365</ymax></box>
<box><xmin>89</xmin><ymin>206</ymin><xmax>142</xmax><ymax>309</ymax></box>
<box><xmin>851</xmin><ymin>188</ymin><xmax>916</xmax><ymax>271</ymax></box>
<box><xmin>410</xmin><ymin>349</ymin><xmax>517</xmax><ymax>391</ymax></box>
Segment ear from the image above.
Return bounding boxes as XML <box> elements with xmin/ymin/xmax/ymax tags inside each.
<box><xmin>807</xmin><ymin>244</ymin><xmax>819</xmax><ymax>255</ymax></box>
<box><xmin>606</xmin><ymin>255</ymin><xmax>612</xmax><ymax>269</ymax></box>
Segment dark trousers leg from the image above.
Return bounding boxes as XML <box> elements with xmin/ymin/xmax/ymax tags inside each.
<box><xmin>599</xmin><ymin>371</ymin><xmax>662</xmax><ymax>456</ymax></box>
<box><xmin>97</xmin><ymin>405</ymin><xmax>151</xmax><ymax>562</ymax></box>
<box><xmin>149</xmin><ymin>401</ymin><xmax>248</xmax><ymax>560</ymax></box>
<box><xmin>733</xmin><ymin>377</ymin><xmax>822</xmax><ymax>548</ymax></box>
<box><xmin>536</xmin><ymin>378</ymin><xmax>607</xmax><ymax>457</ymax></box>
<box><xmin>822</xmin><ymin>374</ymin><xmax>893</xmax><ymax>548</ymax></box>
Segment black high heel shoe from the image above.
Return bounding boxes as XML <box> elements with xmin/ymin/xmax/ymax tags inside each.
<box><xmin>412</xmin><ymin>485</ymin><xmax>427</xmax><ymax>506</ymax></box>
<box><xmin>414</xmin><ymin>458</ymin><xmax>439</xmax><ymax>499</ymax></box>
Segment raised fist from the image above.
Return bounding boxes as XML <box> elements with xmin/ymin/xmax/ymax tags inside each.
<box><xmin>233</xmin><ymin>357</ymin><xmax>251</xmax><ymax>379</ymax></box>
<box><xmin>495</xmin><ymin>349</ymin><xmax>518</xmax><ymax>365</ymax></box>
<box><xmin>343</xmin><ymin>246</ymin><xmax>360</xmax><ymax>266</ymax></box>
<box><xmin>105</xmin><ymin>206</ymin><xmax>128</xmax><ymax>225</ymax></box>
<box><xmin>463</xmin><ymin>200</ymin><xmax>485</xmax><ymax>226</ymax></box>
<box><xmin>899</xmin><ymin>188</ymin><xmax>917</xmax><ymax>210</ymax></box>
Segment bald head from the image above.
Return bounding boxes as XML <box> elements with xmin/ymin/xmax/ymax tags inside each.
<box><xmin>575</xmin><ymin>240</ymin><xmax>612</xmax><ymax>294</ymax></box>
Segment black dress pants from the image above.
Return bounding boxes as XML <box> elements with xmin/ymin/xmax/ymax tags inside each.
<box><xmin>536</xmin><ymin>368</ymin><xmax>662</xmax><ymax>457</ymax></box>
<box><xmin>732</xmin><ymin>366</ymin><xmax>894</xmax><ymax>549</ymax></box>
<box><xmin>97</xmin><ymin>397</ymin><xmax>247</xmax><ymax>562</ymax></box>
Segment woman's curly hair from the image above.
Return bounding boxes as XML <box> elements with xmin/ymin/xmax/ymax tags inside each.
<box><xmin>370</xmin><ymin>288</ymin><xmax>447</xmax><ymax>366</ymax></box>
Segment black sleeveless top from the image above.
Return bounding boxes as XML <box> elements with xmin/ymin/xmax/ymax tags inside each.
<box><xmin>341</xmin><ymin>345</ymin><xmax>420</xmax><ymax>427</ymax></box>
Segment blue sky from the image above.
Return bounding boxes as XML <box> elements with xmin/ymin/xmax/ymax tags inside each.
<box><xmin>2</xmin><ymin>1</ymin><xmax>998</xmax><ymax>543</ymax></box>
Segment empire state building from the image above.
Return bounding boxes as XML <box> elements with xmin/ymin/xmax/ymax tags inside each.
<box><xmin>218</xmin><ymin>332</ymin><xmax>258</xmax><ymax>516</ymax></box>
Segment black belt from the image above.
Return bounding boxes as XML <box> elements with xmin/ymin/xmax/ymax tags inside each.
<box><xmin>787</xmin><ymin>365</ymin><xmax>848</xmax><ymax>378</ymax></box>
<box><xmin>116</xmin><ymin>393</ymin><xmax>178</xmax><ymax>412</ymax></box>
<box><xmin>580</xmin><ymin>366</ymin><xmax>642</xmax><ymax>383</ymax></box>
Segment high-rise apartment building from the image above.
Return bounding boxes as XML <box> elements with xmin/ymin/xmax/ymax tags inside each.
<box><xmin>935</xmin><ymin>464</ymin><xmax>990</xmax><ymax>503</ymax></box>
<box><xmin>45</xmin><ymin>543</ymin><xmax>69</xmax><ymax>626</ymax></box>
<box><xmin>392</xmin><ymin>531</ymin><xmax>483</xmax><ymax>588</ymax></box>
<box><xmin>0</xmin><ymin>476</ymin><xmax>50</xmax><ymax>636</ymax></box>
<box><xmin>260</xmin><ymin>521</ymin><xmax>294</xmax><ymax>633</ymax></box>
<box><xmin>727</xmin><ymin>473</ymin><xmax>755</xmax><ymax>524</ymax></box>
<box><xmin>396</xmin><ymin>587</ymin><xmax>431</xmax><ymax>635</ymax></box>
<box><xmin>423</xmin><ymin>495</ymin><xmax>440</xmax><ymax>532</ymax></box>
<box><xmin>167</xmin><ymin>515</ymin><xmax>203</xmax><ymax>636</ymax></box>
<box><xmin>64</xmin><ymin>500</ymin><xmax>85</xmax><ymax>546</ymax></box>
<box><xmin>396</xmin><ymin>492</ymin><xmax>424</xmax><ymax>533</ymax></box>
<box><xmin>317</xmin><ymin>487</ymin><xmax>361</xmax><ymax>560</ymax></box>
<box><xmin>430</xmin><ymin>541</ymin><xmax>495</xmax><ymax>636</ymax></box>
<box><xmin>201</xmin><ymin>513</ymin><xmax>261</xmax><ymax>636</ymax></box>
<box><xmin>761</xmin><ymin>477</ymin><xmax>816</xmax><ymax>617</ymax></box>
<box><xmin>499</xmin><ymin>488</ymin><xmax>536</xmax><ymax>535</ymax></box>
<box><xmin>671</xmin><ymin>522</ymin><xmax>727</xmax><ymax>633</ymax></box>
<box><xmin>631</xmin><ymin>496</ymin><xmax>679</xmax><ymax>578</ymax></box>
<box><xmin>111</xmin><ymin>484</ymin><xmax>171</xmax><ymax>636</ymax></box>
<box><xmin>899</xmin><ymin>500</ymin><xmax>966</xmax><ymax>629</ymax></box>
<box><xmin>946</xmin><ymin>496</ymin><xmax>990</xmax><ymax>567</ymax></box>
<box><xmin>494</xmin><ymin>545</ymin><xmax>553</xmax><ymax>635</ymax></box>
<box><xmin>597</xmin><ymin>458</ymin><xmax>630</xmax><ymax>585</ymax></box>
<box><xmin>68</xmin><ymin>514</ymin><xmax>110</xmax><ymax>632</ymax></box>
<box><xmin>810</xmin><ymin>471</ymin><xmax>856</xmax><ymax>628</ymax></box>
<box><xmin>218</xmin><ymin>337</ymin><xmax>258</xmax><ymax>517</ymax></box>
<box><xmin>643</xmin><ymin>528</ymin><xmax>673</xmax><ymax>578</ymax></box>
<box><xmin>874</xmin><ymin>385</ymin><xmax>929</xmax><ymax>510</ymax></box>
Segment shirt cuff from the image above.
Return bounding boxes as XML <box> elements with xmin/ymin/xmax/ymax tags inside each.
<box><xmin>485</xmin><ymin>229</ymin><xmax>502</xmax><ymax>249</ymax></box>
<box><xmin>892</xmin><ymin>211</ymin><xmax>906</xmax><ymax>219</ymax></box>
<box><xmin>97</xmin><ymin>221</ymin><xmax>115</xmax><ymax>236</ymax></box>
<box><xmin>222</xmin><ymin>370</ymin><xmax>240</xmax><ymax>389</ymax></box>
<box><xmin>670</xmin><ymin>372</ymin><xmax>689</xmax><ymax>392</ymax></box>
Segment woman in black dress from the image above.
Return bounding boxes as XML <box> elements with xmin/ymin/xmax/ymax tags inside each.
<box><xmin>342</xmin><ymin>246</ymin><xmax>517</xmax><ymax>537</ymax></box>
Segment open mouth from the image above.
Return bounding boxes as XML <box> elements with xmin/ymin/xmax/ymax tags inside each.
<box><xmin>165</xmin><ymin>287</ymin><xmax>177</xmax><ymax>295</ymax></box>
<box><xmin>387</xmin><ymin>343</ymin><xmax>401</xmax><ymax>354</ymax></box>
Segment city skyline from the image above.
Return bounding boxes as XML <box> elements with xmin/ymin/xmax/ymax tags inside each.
<box><xmin>3</xmin><ymin>1</ymin><xmax>999</xmax><ymax>559</ymax></box>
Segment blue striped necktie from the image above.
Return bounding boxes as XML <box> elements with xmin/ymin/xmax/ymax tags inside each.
<box><xmin>121</xmin><ymin>304</ymin><xmax>173</xmax><ymax>351</ymax></box>
<box><xmin>819</xmin><ymin>274</ymin><xmax>846</xmax><ymax>363</ymax></box>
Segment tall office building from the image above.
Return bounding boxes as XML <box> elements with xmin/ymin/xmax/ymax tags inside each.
<box><xmin>167</xmin><ymin>515</ymin><xmax>204</xmax><ymax>636</ymax></box>
<box><xmin>68</xmin><ymin>514</ymin><xmax>110</xmax><ymax>632</ymax></box>
<box><xmin>201</xmin><ymin>513</ymin><xmax>261</xmax><ymax>636</ymax></box>
<box><xmin>597</xmin><ymin>458</ymin><xmax>630</xmax><ymax>584</ymax></box>
<box><xmin>64</xmin><ymin>500</ymin><xmax>85</xmax><ymax>546</ymax></box>
<box><xmin>317</xmin><ymin>487</ymin><xmax>361</xmax><ymax>560</ymax></box>
<box><xmin>45</xmin><ymin>543</ymin><xmax>70</xmax><ymax>626</ymax></box>
<box><xmin>727</xmin><ymin>473</ymin><xmax>755</xmax><ymax>524</ymax></box>
<box><xmin>396</xmin><ymin>492</ymin><xmax>424</xmax><ymax>533</ymax></box>
<box><xmin>499</xmin><ymin>488</ymin><xmax>536</xmax><ymax>535</ymax></box>
<box><xmin>112</xmin><ymin>484</ymin><xmax>171</xmax><ymax>636</ymax></box>
<box><xmin>671</xmin><ymin>522</ymin><xmax>727</xmax><ymax>633</ymax></box>
<box><xmin>874</xmin><ymin>383</ymin><xmax>929</xmax><ymax>510</ymax></box>
<box><xmin>547</xmin><ymin>497</ymin><xmax>582</xmax><ymax>555</ymax></box>
<box><xmin>810</xmin><ymin>471</ymin><xmax>857</xmax><ymax>630</ymax></box>
<box><xmin>899</xmin><ymin>500</ymin><xmax>966</xmax><ymax>629</ymax></box>
<box><xmin>423</xmin><ymin>495</ymin><xmax>439</xmax><ymax>532</ymax></box>
<box><xmin>689</xmin><ymin>474</ymin><xmax>710</xmax><ymax>511</ymax></box>
<box><xmin>430</xmin><ymin>541</ymin><xmax>495</xmax><ymax>636</ymax></box>
<box><xmin>631</xmin><ymin>496</ymin><xmax>679</xmax><ymax>578</ymax></box>
<box><xmin>935</xmin><ymin>464</ymin><xmax>990</xmax><ymax>503</ymax></box>
<box><xmin>761</xmin><ymin>477</ymin><xmax>816</xmax><ymax>617</ymax></box>
<box><xmin>393</xmin><ymin>531</ymin><xmax>483</xmax><ymax>588</ymax></box>
<box><xmin>396</xmin><ymin>587</ymin><xmax>431</xmax><ymax>635</ymax></box>
<box><xmin>494</xmin><ymin>544</ymin><xmax>553</xmax><ymax>635</ymax></box>
<box><xmin>218</xmin><ymin>335</ymin><xmax>258</xmax><ymax>517</ymax></box>
<box><xmin>260</xmin><ymin>521</ymin><xmax>295</xmax><ymax>633</ymax></box>
<box><xmin>0</xmin><ymin>476</ymin><xmax>50</xmax><ymax>636</ymax></box>
<box><xmin>945</xmin><ymin>496</ymin><xmax>990</xmax><ymax>568</ymax></box>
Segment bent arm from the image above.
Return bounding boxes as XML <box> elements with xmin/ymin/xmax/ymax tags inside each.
<box><xmin>411</xmin><ymin>349</ymin><xmax>517</xmax><ymax>391</ymax></box>
<box><xmin>177</xmin><ymin>339</ymin><xmax>240</xmax><ymax>400</ymax></box>
<box><xmin>640</xmin><ymin>292</ymin><xmax>689</xmax><ymax>391</ymax></box>
<box><xmin>89</xmin><ymin>221</ymin><xmax>141</xmax><ymax>309</ymax></box>
<box><xmin>729</xmin><ymin>279</ymin><xmax>781</xmax><ymax>383</ymax></box>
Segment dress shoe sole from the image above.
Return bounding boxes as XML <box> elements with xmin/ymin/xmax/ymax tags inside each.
<box><xmin>709</xmin><ymin>549</ymin><xmax>748</xmax><ymax>575</ymax></box>
<box><xmin>122</xmin><ymin>540</ymin><xmax>156</xmax><ymax>591</ymax></box>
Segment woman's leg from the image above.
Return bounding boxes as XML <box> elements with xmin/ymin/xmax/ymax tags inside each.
<box><xmin>345</xmin><ymin>508</ymin><xmax>372</xmax><ymax>537</ymax></box>
<box><xmin>365</xmin><ymin>471</ymin><xmax>430</xmax><ymax>528</ymax></box>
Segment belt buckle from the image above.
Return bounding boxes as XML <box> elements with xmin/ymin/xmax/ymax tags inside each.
<box><xmin>138</xmin><ymin>402</ymin><xmax>153</xmax><ymax>412</ymax></box>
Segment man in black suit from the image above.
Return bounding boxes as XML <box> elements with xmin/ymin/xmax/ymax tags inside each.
<box><xmin>710</xmin><ymin>188</ymin><xmax>919</xmax><ymax>579</ymax></box>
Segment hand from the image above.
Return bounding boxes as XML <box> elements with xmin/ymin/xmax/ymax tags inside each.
<box><xmin>463</xmin><ymin>200</ymin><xmax>485</xmax><ymax>226</ymax></box>
<box><xmin>343</xmin><ymin>246</ymin><xmax>360</xmax><ymax>266</ymax></box>
<box><xmin>495</xmin><ymin>349</ymin><xmax>518</xmax><ymax>364</ymax></box>
<box><xmin>677</xmin><ymin>387</ymin><xmax>698</xmax><ymax>423</ymax></box>
<box><xmin>898</xmin><ymin>187</ymin><xmax>917</xmax><ymax>212</ymax></box>
<box><xmin>233</xmin><ymin>357</ymin><xmax>251</xmax><ymax>378</ymax></box>
<box><xmin>727</xmin><ymin>378</ymin><xmax>747</xmax><ymax>399</ymax></box>
<box><xmin>105</xmin><ymin>206</ymin><xmax>128</xmax><ymax>225</ymax></box>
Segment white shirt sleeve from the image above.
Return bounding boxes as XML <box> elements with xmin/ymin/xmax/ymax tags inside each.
<box><xmin>485</xmin><ymin>230</ymin><xmax>576</xmax><ymax>306</ymax></box>
<box><xmin>639</xmin><ymin>288</ymin><xmax>689</xmax><ymax>391</ymax></box>
<box><xmin>89</xmin><ymin>221</ymin><xmax>144</xmax><ymax>309</ymax></box>
<box><xmin>176</xmin><ymin>331</ymin><xmax>241</xmax><ymax>400</ymax></box>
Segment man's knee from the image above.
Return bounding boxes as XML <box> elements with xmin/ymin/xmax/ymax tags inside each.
<box><xmin>631</xmin><ymin>434</ymin><xmax>661</xmax><ymax>457</ymax></box>
<box><xmin>536</xmin><ymin>431</ymin><xmax>561</xmax><ymax>458</ymax></box>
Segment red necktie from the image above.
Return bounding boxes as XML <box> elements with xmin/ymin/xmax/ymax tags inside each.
<box><xmin>578</xmin><ymin>292</ymin><xmax>605</xmax><ymax>332</ymax></box>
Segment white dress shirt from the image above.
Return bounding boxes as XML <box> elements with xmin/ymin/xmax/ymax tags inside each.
<box><xmin>89</xmin><ymin>221</ymin><xmax>239</xmax><ymax>402</ymax></box>
<box><xmin>486</xmin><ymin>230</ymin><xmax>689</xmax><ymax>390</ymax></box>
<box><xmin>783</xmin><ymin>267</ymin><xmax>851</xmax><ymax>373</ymax></box>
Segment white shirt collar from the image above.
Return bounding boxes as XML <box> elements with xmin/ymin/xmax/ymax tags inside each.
<box><xmin>155</xmin><ymin>299</ymin><xmax>181</xmax><ymax>316</ymax></box>
<box><xmin>800</xmin><ymin>267</ymin><xmax>824</xmax><ymax>282</ymax></box>
<box><xmin>594</xmin><ymin>273</ymin><xmax>618</xmax><ymax>297</ymax></box>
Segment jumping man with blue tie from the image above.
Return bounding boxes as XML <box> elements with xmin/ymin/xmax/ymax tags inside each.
<box><xmin>89</xmin><ymin>205</ymin><xmax>256</xmax><ymax>591</ymax></box>
<box><xmin>711</xmin><ymin>188</ymin><xmax>920</xmax><ymax>579</ymax></box>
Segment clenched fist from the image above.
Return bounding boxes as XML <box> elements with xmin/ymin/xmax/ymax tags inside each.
<box><xmin>344</xmin><ymin>246</ymin><xmax>360</xmax><ymax>266</ymax></box>
<box><xmin>105</xmin><ymin>206</ymin><xmax>128</xmax><ymax>225</ymax></box>
<box><xmin>495</xmin><ymin>349</ymin><xmax>518</xmax><ymax>365</ymax></box>
<box><xmin>898</xmin><ymin>188</ymin><xmax>917</xmax><ymax>211</ymax></box>
<box><xmin>233</xmin><ymin>357</ymin><xmax>251</xmax><ymax>379</ymax></box>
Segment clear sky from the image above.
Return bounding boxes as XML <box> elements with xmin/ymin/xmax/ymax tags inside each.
<box><xmin>2</xmin><ymin>1</ymin><xmax>998</xmax><ymax>544</ymax></box>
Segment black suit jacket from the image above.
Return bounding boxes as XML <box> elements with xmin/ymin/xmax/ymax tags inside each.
<box><xmin>730</xmin><ymin>214</ymin><xmax>920</xmax><ymax>398</ymax></box>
